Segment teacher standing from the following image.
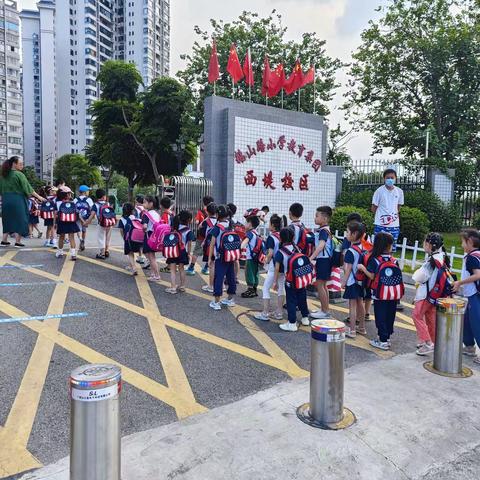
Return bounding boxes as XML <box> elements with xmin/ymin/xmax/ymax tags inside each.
<box><xmin>0</xmin><ymin>156</ymin><xmax>45</xmax><ymax>247</ymax></box>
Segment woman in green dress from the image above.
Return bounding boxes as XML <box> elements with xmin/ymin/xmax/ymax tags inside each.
<box><xmin>0</xmin><ymin>156</ymin><xmax>45</xmax><ymax>247</ymax></box>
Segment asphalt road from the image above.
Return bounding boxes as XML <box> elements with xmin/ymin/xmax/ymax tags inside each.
<box><xmin>0</xmin><ymin>232</ymin><xmax>420</xmax><ymax>479</ymax></box>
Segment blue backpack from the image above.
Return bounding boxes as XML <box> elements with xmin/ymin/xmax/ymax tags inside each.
<box><xmin>75</xmin><ymin>197</ymin><xmax>91</xmax><ymax>220</ymax></box>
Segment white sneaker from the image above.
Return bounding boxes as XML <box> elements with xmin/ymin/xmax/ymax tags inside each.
<box><xmin>269</xmin><ymin>311</ymin><xmax>283</xmax><ymax>320</ymax></box>
<box><xmin>345</xmin><ymin>328</ymin><xmax>356</xmax><ymax>339</ymax></box>
<box><xmin>55</xmin><ymin>250</ymin><xmax>65</xmax><ymax>258</ymax></box>
<box><xmin>202</xmin><ymin>285</ymin><xmax>214</xmax><ymax>293</ymax></box>
<box><xmin>370</xmin><ymin>338</ymin><xmax>390</xmax><ymax>351</ymax></box>
<box><xmin>221</xmin><ymin>298</ymin><xmax>235</xmax><ymax>307</ymax></box>
<box><xmin>416</xmin><ymin>343</ymin><xmax>434</xmax><ymax>356</ymax></box>
<box><xmin>43</xmin><ymin>240</ymin><xmax>50</xmax><ymax>247</ymax></box>
<box><xmin>209</xmin><ymin>301</ymin><xmax>221</xmax><ymax>311</ymax></box>
<box><xmin>254</xmin><ymin>312</ymin><xmax>270</xmax><ymax>322</ymax></box>
<box><xmin>300</xmin><ymin>317</ymin><xmax>310</xmax><ymax>326</ymax></box>
<box><xmin>310</xmin><ymin>310</ymin><xmax>330</xmax><ymax>319</ymax></box>
<box><xmin>279</xmin><ymin>322</ymin><xmax>298</xmax><ymax>332</ymax></box>
<box><xmin>51</xmin><ymin>239</ymin><xmax>58</xmax><ymax>249</ymax></box>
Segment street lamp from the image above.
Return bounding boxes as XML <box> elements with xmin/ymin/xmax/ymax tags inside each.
<box><xmin>171</xmin><ymin>142</ymin><xmax>185</xmax><ymax>176</ymax></box>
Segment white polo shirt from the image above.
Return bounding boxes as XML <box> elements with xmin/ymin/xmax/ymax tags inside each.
<box><xmin>372</xmin><ymin>185</ymin><xmax>404</xmax><ymax>228</ymax></box>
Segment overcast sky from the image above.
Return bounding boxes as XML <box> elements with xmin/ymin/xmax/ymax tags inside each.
<box><xmin>18</xmin><ymin>0</ymin><xmax>390</xmax><ymax>158</ymax></box>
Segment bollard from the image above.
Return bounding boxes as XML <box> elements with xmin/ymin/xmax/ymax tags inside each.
<box><xmin>424</xmin><ymin>298</ymin><xmax>473</xmax><ymax>378</ymax></box>
<box><xmin>70</xmin><ymin>364</ymin><xmax>122</xmax><ymax>480</ymax></box>
<box><xmin>297</xmin><ymin>319</ymin><xmax>356</xmax><ymax>430</ymax></box>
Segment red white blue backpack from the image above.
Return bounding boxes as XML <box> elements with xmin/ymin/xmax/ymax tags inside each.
<box><xmin>40</xmin><ymin>200</ymin><xmax>55</xmax><ymax>219</ymax></box>
<box><xmin>75</xmin><ymin>197</ymin><xmax>92</xmax><ymax>220</ymax></box>
<box><xmin>163</xmin><ymin>231</ymin><xmax>184</xmax><ymax>259</ymax></box>
<box><xmin>218</xmin><ymin>225</ymin><xmax>241</xmax><ymax>263</ymax></box>
<box><xmin>58</xmin><ymin>202</ymin><xmax>77</xmax><ymax>223</ymax></box>
<box><xmin>371</xmin><ymin>256</ymin><xmax>405</xmax><ymax>300</ymax></box>
<box><xmin>99</xmin><ymin>204</ymin><xmax>116</xmax><ymax>227</ymax></box>
<box><xmin>282</xmin><ymin>247</ymin><xmax>315</xmax><ymax>289</ymax></box>
<box><xmin>426</xmin><ymin>257</ymin><xmax>455</xmax><ymax>305</ymax></box>
<box><xmin>249</xmin><ymin>231</ymin><xmax>266</xmax><ymax>264</ymax></box>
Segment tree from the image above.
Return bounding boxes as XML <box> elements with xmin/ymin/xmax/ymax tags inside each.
<box><xmin>345</xmin><ymin>0</ymin><xmax>480</xmax><ymax>162</ymax></box>
<box><xmin>53</xmin><ymin>154</ymin><xmax>101</xmax><ymax>192</ymax></box>
<box><xmin>326</xmin><ymin>124</ymin><xmax>354</xmax><ymax>169</ymax></box>
<box><xmin>22</xmin><ymin>166</ymin><xmax>45</xmax><ymax>191</ymax></box>
<box><xmin>177</xmin><ymin>10</ymin><xmax>342</xmax><ymax>141</ymax></box>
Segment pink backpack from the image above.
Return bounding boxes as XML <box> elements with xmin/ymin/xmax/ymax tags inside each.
<box><xmin>145</xmin><ymin>212</ymin><xmax>171</xmax><ymax>252</ymax></box>
<box><xmin>129</xmin><ymin>219</ymin><xmax>145</xmax><ymax>244</ymax></box>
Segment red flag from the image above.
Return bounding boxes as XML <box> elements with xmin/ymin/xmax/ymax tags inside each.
<box><xmin>261</xmin><ymin>56</ymin><xmax>271</xmax><ymax>97</ymax></box>
<box><xmin>268</xmin><ymin>63</ymin><xmax>286</xmax><ymax>97</ymax></box>
<box><xmin>207</xmin><ymin>40</ymin><xmax>220</xmax><ymax>83</ymax></box>
<box><xmin>243</xmin><ymin>49</ymin><xmax>254</xmax><ymax>86</ymax></box>
<box><xmin>227</xmin><ymin>44</ymin><xmax>244</xmax><ymax>84</ymax></box>
<box><xmin>302</xmin><ymin>65</ymin><xmax>315</xmax><ymax>87</ymax></box>
<box><xmin>284</xmin><ymin>60</ymin><xmax>304</xmax><ymax>95</ymax></box>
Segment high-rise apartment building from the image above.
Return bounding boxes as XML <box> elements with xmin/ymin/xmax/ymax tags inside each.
<box><xmin>0</xmin><ymin>0</ymin><xmax>22</xmax><ymax>162</ymax></box>
<box><xmin>21</xmin><ymin>0</ymin><xmax>170</xmax><ymax>178</ymax></box>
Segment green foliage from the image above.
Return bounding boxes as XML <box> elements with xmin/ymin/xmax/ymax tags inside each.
<box><xmin>336</xmin><ymin>190</ymin><xmax>375</xmax><ymax>210</ymax></box>
<box><xmin>53</xmin><ymin>154</ymin><xmax>101</xmax><ymax>192</ymax></box>
<box><xmin>399</xmin><ymin>207</ymin><xmax>430</xmax><ymax>244</ymax></box>
<box><xmin>346</xmin><ymin>0</ymin><xmax>480</xmax><ymax>162</ymax></box>
<box><xmin>330</xmin><ymin>206</ymin><xmax>374</xmax><ymax>236</ymax></box>
<box><xmin>22</xmin><ymin>166</ymin><xmax>45</xmax><ymax>191</ymax></box>
<box><xmin>96</xmin><ymin>60</ymin><xmax>143</xmax><ymax>102</ymax></box>
<box><xmin>177</xmin><ymin>10</ymin><xmax>342</xmax><ymax>141</ymax></box>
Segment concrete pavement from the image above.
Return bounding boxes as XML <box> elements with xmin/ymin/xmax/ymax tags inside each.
<box><xmin>19</xmin><ymin>352</ymin><xmax>480</xmax><ymax>480</ymax></box>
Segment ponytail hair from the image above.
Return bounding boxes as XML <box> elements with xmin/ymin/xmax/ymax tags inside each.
<box><xmin>270</xmin><ymin>214</ymin><xmax>287</xmax><ymax>232</ymax></box>
<box><xmin>172</xmin><ymin>214</ymin><xmax>180</xmax><ymax>232</ymax></box>
<box><xmin>1</xmin><ymin>156</ymin><xmax>20</xmax><ymax>178</ymax></box>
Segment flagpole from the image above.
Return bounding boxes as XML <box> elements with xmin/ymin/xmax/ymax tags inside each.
<box><xmin>214</xmin><ymin>81</ymin><xmax>216</xmax><ymax>96</ymax></box>
<box><xmin>313</xmin><ymin>63</ymin><xmax>316</xmax><ymax>114</ymax></box>
<box><xmin>248</xmin><ymin>47</ymin><xmax>252</xmax><ymax>103</ymax></box>
<box><xmin>281</xmin><ymin>89</ymin><xmax>284</xmax><ymax>109</ymax></box>
<box><xmin>232</xmin><ymin>78</ymin><xmax>234</xmax><ymax>100</ymax></box>
<box><xmin>298</xmin><ymin>88</ymin><xmax>301</xmax><ymax>111</ymax></box>
<box><xmin>266</xmin><ymin>94</ymin><xmax>268</xmax><ymax>106</ymax></box>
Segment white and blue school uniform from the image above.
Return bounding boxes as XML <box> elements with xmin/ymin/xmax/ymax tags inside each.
<box><xmin>56</xmin><ymin>200</ymin><xmax>80</xmax><ymax>235</ymax></box>
<box><xmin>43</xmin><ymin>195</ymin><xmax>57</xmax><ymax>227</ymax></box>
<box><xmin>74</xmin><ymin>195</ymin><xmax>94</xmax><ymax>232</ymax></box>
<box><xmin>210</xmin><ymin>220</ymin><xmax>236</xmax><ymax>297</ymax></box>
<box><xmin>461</xmin><ymin>250</ymin><xmax>480</xmax><ymax>348</ymax></box>
<box><xmin>166</xmin><ymin>225</ymin><xmax>195</xmax><ymax>265</ymax></box>
<box><xmin>141</xmin><ymin>209</ymin><xmax>160</xmax><ymax>254</ymax></box>
<box><xmin>200</xmin><ymin>217</ymin><xmax>217</xmax><ymax>262</ymax></box>
<box><xmin>274</xmin><ymin>244</ymin><xmax>309</xmax><ymax>324</ymax></box>
<box><xmin>343</xmin><ymin>243</ymin><xmax>365</xmax><ymax>299</ymax></box>
<box><xmin>263</xmin><ymin>232</ymin><xmax>285</xmax><ymax>299</ymax></box>
<box><xmin>314</xmin><ymin>226</ymin><xmax>333</xmax><ymax>281</ymax></box>
<box><xmin>119</xmin><ymin>215</ymin><xmax>141</xmax><ymax>255</ymax></box>
<box><xmin>28</xmin><ymin>199</ymin><xmax>39</xmax><ymax>225</ymax></box>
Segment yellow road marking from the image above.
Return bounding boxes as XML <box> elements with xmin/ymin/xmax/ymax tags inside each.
<box><xmin>135</xmin><ymin>270</ymin><xmax>199</xmax><ymax>418</ymax></box>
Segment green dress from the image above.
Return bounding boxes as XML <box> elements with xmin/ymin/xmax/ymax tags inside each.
<box><xmin>0</xmin><ymin>170</ymin><xmax>34</xmax><ymax>237</ymax></box>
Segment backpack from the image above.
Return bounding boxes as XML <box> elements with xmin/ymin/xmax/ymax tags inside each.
<box><xmin>282</xmin><ymin>247</ymin><xmax>315</xmax><ymax>289</ymax></box>
<box><xmin>40</xmin><ymin>200</ymin><xmax>55</xmax><ymax>219</ymax></box>
<box><xmin>75</xmin><ymin>197</ymin><xmax>92</xmax><ymax>220</ymax></box>
<box><xmin>218</xmin><ymin>226</ymin><xmax>241</xmax><ymax>263</ymax></box>
<box><xmin>201</xmin><ymin>218</ymin><xmax>217</xmax><ymax>255</ymax></box>
<box><xmin>127</xmin><ymin>219</ymin><xmax>145</xmax><ymax>244</ymax></box>
<box><xmin>426</xmin><ymin>257</ymin><xmax>455</xmax><ymax>305</ymax></box>
<box><xmin>145</xmin><ymin>212</ymin><xmax>171</xmax><ymax>252</ymax></box>
<box><xmin>292</xmin><ymin>223</ymin><xmax>315</xmax><ymax>256</ymax></box>
<box><xmin>371</xmin><ymin>256</ymin><xmax>405</xmax><ymax>301</ymax></box>
<box><xmin>99</xmin><ymin>204</ymin><xmax>116</xmax><ymax>227</ymax></box>
<box><xmin>29</xmin><ymin>199</ymin><xmax>40</xmax><ymax>216</ymax></box>
<box><xmin>58</xmin><ymin>202</ymin><xmax>77</xmax><ymax>223</ymax></box>
<box><xmin>163</xmin><ymin>231</ymin><xmax>184</xmax><ymax>259</ymax></box>
<box><xmin>352</xmin><ymin>244</ymin><xmax>372</xmax><ymax>285</ymax></box>
<box><xmin>249</xmin><ymin>231</ymin><xmax>266</xmax><ymax>264</ymax></box>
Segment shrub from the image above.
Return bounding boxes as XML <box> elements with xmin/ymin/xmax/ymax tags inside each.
<box><xmin>336</xmin><ymin>189</ymin><xmax>375</xmax><ymax>210</ymax></box>
<box><xmin>330</xmin><ymin>206</ymin><xmax>374</xmax><ymax>236</ymax></box>
<box><xmin>399</xmin><ymin>207</ymin><xmax>430</xmax><ymax>244</ymax></box>
<box><xmin>473</xmin><ymin>213</ymin><xmax>480</xmax><ymax>230</ymax></box>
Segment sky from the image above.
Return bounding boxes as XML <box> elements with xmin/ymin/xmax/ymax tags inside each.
<box><xmin>17</xmin><ymin>0</ymin><xmax>390</xmax><ymax>158</ymax></box>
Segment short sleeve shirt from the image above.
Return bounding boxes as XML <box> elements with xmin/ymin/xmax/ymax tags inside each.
<box><xmin>461</xmin><ymin>251</ymin><xmax>480</xmax><ymax>297</ymax></box>
<box><xmin>210</xmin><ymin>221</ymin><xmax>231</xmax><ymax>258</ymax></box>
<box><xmin>344</xmin><ymin>244</ymin><xmax>362</xmax><ymax>286</ymax></box>
<box><xmin>372</xmin><ymin>185</ymin><xmax>404</xmax><ymax>228</ymax></box>
<box><xmin>245</xmin><ymin>230</ymin><xmax>259</xmax><ymax>260</ymax></box>
<box><xmin>315</xmin><ymin>227</ymin><xmax>331</xmax><ymax>259</ymax></box>
<box><xmin>274</xmin><ymin>244</ymin><xmax>295</xmax><ymax>274</ymax></box>
<box><xmin>178</xmin><ymin>224</ymin><xmax>195</xmax><ymax>246</ymax></box>
<box><xmin>141</xmin><ymin>210</ymin><xmax>160</xmax><ymax>232</ymax></box>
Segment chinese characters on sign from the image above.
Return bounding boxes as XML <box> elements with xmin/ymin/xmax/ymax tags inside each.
<box><xmin>237</xmin><ymin>134</ymin><xmax>322</xmax><ymax>189</ymax></box>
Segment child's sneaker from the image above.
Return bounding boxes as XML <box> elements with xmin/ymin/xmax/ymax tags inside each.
<box><xmin>241</xmin><ymin>287</ymin><xmax>258</xmax><ymax>298</ymax></box>
<box><xmin>70</xmin><ymin>249</ymin><xmax>77</xmax><ymax>261</ymax></box>
<box><xmin>186</xmin><ymin>265</ymin><xmax>196</xmax><ymax>276</ymax></box>
<box><xmin>300</xmin><ymin>317</ymin><xmax>310</xmax><ymax>326</ymax></box>
<box><xmin>51</xmin><ymin>239</ymin><xmax>58</xmax><ymax>249</ymax></box>
<box><xmin>345</xmin><ymin>328</ymin><xmax>356</xmax><ymax>339</ymax></box>
<box><xmin>310</xmin><ymin>310</ymin><xmax>330</xmax><ymax>319</ymax></box>
<box><xmin>201</xmin><ymin>266</ymin><xmax>209</xmax><ymax>275</ymax></box>
<box><xmin>55</xmin><ymin>250</ymin><xmax>65</xmax><ymax>258</ymax></box>
<box><xmin>221</xmin><ymin>298</ymin><xmax>235</xmax><ymax>307</ymax></box>
<box><xmin>43</xmin><ymin>240</ymin><xmax>51</xmax><ymax>247</ymax></box>
<box><xmin>416</xmin><ymin>343</ymin><xmax>434</xmax><ymax>356</ymax></box>
<box><xmin>202</xmin><ymin>285</ymin><xmax>214</xmax><ymax>293</ymax></box>
<box><xmin>79</xmin><ymin>239</ymin><xmax>85</xmax><ymax>252</ymax></box>
<box><xmin>270</xmin><ymin>311</ymin><xmax>283</xmax><ymax>320</ymax></box>
<box><xmin>136</xmin><ymin>256</ymin><xmax>146</xmax><ymax>264</ymax></box>
<box><xmin>209</xmin><ymin>300</ymin><xmax>221</xmax><ymax>311</ymax></box>
<box><xmin>37</xmin><ymin>232</ymin><xmax>43</xmax><ymax>239</ymax></box>
<box><xmin>254</xmin><ymin>312</ymin><xmax>270</xmax><ymax>322</ymax></box>
<box><xmin>165</xmin><ymin>287</ymin><xmax>178</xmax><ymax>294</ymax></box>
<box><xmin>370</xmin><ymin>338</ymin><xmax>390</xmax><ymax>351</ymax></box>
<box><xmin>279</xmin><ymin>322</ymin><xmax>298</xmax><ymax>332</ymax></box>
<box><xmin>463</xmin><ymin>346</ymin><xmax>477</xmax><ymax>357</ymax></box>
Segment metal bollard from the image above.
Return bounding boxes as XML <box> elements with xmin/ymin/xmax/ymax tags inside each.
<box><xmin>297</xmin><ymin>319</ymin><xmax>355</xmax><ymax>430</ymax></box>
<box><xmin>70</xmin><ymin>364</ymin><xmax>122</xmax><ymax>480</ymax></box>
<box><xmin>424</xmin><ymin>298</ymin><xmax>473</xmax><ymax>378</ymax></box>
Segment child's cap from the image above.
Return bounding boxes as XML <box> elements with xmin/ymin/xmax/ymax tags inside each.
<box><xmin>243</xmin><ymin>207</ymin><xmax>259</xmax><ymax>219</ymax></box>
<box><xmin>79</xmin><ymin>185</ymin><xmax>90</xmax><ymax>193</ymax></box>
<box><xmin>59</xmin><ymin>186</ymin><xmax>72</xmax><ymax>193</ymax></box>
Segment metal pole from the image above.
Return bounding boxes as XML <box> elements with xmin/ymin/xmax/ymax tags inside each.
<box><xmin>248</xmin><ymin>47</ymin><xmax>251</xmax><ymax>103</ymax></box>
<box><xmin>70</xmin><ymin>364</ymin><xmax>122</xmax><ymax>480</ymax></box>
<box><xmin>232</xmin><ymin>77</ymin><xmax>234</xmax><ymax>99</ymax></box>
<box><xmin>424</xmin><ymin>298</ymin><xmax>473</xmax><ymax>378</ymax></box>
<box><xmin>50</xmin><ymin>155</ymin><xmax>53</xmax><ymax>186</ymax></box>
<box><xmin>425</xmin><ymin>130</ymin><xmax>430</xmax><ymax>159</ymax></box>
<box><xmin>298</xmin><ymin>88</ymin><xmax>301</xmax><ymax>111</ymax></box>
<box><xmin>213</xmin><ymin>81</ymin><xmax>216</xmax><ymax>96</ymax></box>
<box><xmin>313</xmin><ymin>64</ymin><xmax>316</xmax><ymax>114</ymax></box>
<box><xmin>297</xmin><ymin>320</ymin><xmax>355</xmax><ymax>430</ymax></box>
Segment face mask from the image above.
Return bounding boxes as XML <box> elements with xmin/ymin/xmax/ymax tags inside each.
<box><xmin>385</xmin><ymin>178</ymin><xmax>395</xmax><ymax>187</ymax></box>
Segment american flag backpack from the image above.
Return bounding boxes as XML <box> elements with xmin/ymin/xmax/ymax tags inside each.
<box><xmin>250</xmin><ymin>232</ymin><xmax>266</xmax><ymax>264</ymax></box>
<box><xmin>58</xmin><ymin>202</ymin><xmax>77</xmax><ymax>223</ymax></box>
<box><xmin>218</xmin><ymin>226</ymin><xmax>241</xmax><ymax>263</ymax></box>
<box><xmin>282</xmin><ymin>248</ymin><xmax>315</xmax><ymax>289</ymax></box>
<box><xmin>99</xmin><ymin>204</ymin><xmax>116</xmax><ymax>227</ymax></box>
<box><xmin>372</xmin><ymin>256</ymin><xmax>405</xmax><ymax>300</ymax></box>
<box><xmin>40</xmin><ymin>200</ymin><xmax>55</xmax><ymax>219</ymax></box>
<box><xmin>163</xmin><ymin>231</ymin><xmax>184</xmax><ymax>259</ymax></box>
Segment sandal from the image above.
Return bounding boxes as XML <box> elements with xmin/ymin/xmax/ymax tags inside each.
<box><xmin>148</xmin><ymin>275</ymin><xmax>160</xmax><ymax>282</ymax></box>
<box><xmin>165</xmin><ymin>287</ymin><xmax>178</xmax><ymax>294</ymax></box>
<box><xmin>177</xmin><ymin>286</ymin><xmax>186</xmax><ymax>292</ymax></box>
<box><xmin>104</xmin><ymin>250</ymin><xmax>110</xmax><ymax>258</ymax></box>
<box><xmin>241</xmin><ymin>288</ymin><xmax>258</xmax><ymax>298</ymax></box>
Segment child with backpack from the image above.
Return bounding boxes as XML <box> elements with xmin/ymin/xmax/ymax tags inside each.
<box><xmin>55</xmin><ymin>187</ymin><xmax>79</xmax><ymax>260</ymax></box>
<box><xmin>274</xmin><ymin>227</ymin><xmax>313</xmax><ymax>332</ymax></box>
<box><xmin>118</xmin><ymin>202</ymin><xmax>141</xmax><ymax>276</ymax></box>
<box><xmin>357</xmin><ymin>232</ymin><xmax>405</xmax><ymax>351</ymax></box>
<box><xmin>241</xmin><ymin>215</ymin><xmax>265</xmax><ymax>298</ymax></box>
<box><xmin>28</xmin><ymin>195</ymin><xmax>42</xmax><ymax>239</ymax></box>
<box><xmin>452</xmin><ymin>229</ymin><xmax>480</xmax><ymax>362</ymax></box>
<box><xmin>341</xmin><ymin>221</ymin><xmax>367</xmax><ymax>339</ymax></box>
<box><xmin>141</xmin><ymin>195</ymin><xmax>163</xmax><ymax>281</ymax></box>
<box><xmin>254</xmin><ymin>214</ymin><xmax>287</xmax><ymax>322</ymax></box>
<box><xmin>165</xmin><ymin>210</ymin><xmax>195</xmax><ymax>294</ymax></box>
<box><xmin>132</xmin><ymin>195</ymin><xmax>148</xmax><ymax>267</ymax></box>
<box><xmin>197</xmin><ymin>202</ymin><xmax>218</xmax><ymax>292</ymax></box>
<box><xmin>160</xmin><ymin>196</ymin><xmax>174</xmax><ymax>225</ymax></box>
<box><xmin>412</xmin><ymin>233</ymin><xmax>452</xmax><ymax>356</ymax></box>
<box><xmin>208</xmin><ymin>205</ymin><xmax>240</xmax><ymax>311</ymax></box>
<box><xmin>74</xmin><ymin>185</ymin><xmax>94</xmax><ymax>252</ymax></box>
<box><xmin>40</xmin><ymin>186</ymin><xmax>58</xmax><ymax>248</ymax></box>
<box><xmin>89</xmin><ymin>189</ymin><xmax>116</xmax><ymax>259</ymax></box>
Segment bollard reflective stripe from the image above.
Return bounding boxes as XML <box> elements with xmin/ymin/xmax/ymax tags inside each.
<box><xmin>70</xmin><ymin>364</ymin><xmax>121</xmax><ymax>480</ymax></box>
